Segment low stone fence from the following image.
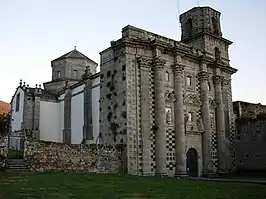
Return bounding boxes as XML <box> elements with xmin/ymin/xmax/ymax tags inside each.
<box><xmin>24</xmin><ymin>138</ymin><xmax>124</xmax><ymax>173</ymax></box>
<box><xmin>0</xmin><ymin>136</ymin><xmax>8</xmax><ymax>170</ymax></box>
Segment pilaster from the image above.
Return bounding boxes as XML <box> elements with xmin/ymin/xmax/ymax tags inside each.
<box><xmin>138</xmin><ymin>57</ymin><xmax>153</xmax><ymax>176</ymax></box>
<box><xmin>83</xmin><ymin>78</ymin><xmax>93</xmax><ymax>141</ymax></box>
<box><xmin>198</xmin><ymin>70</ymin><xmax>213</xmax><ymax>175</ymax></box>
<box><xmin>213</xmin><ymin>75</ymin><xmax>227</xmax><ymax>172</ymax></box>
<box><xmin>172</xmin><ymin>63</ymin><xmax>187</xmax><ymax>177</ymax></box>
<box><xmin>153</xmin><ymin>57</ymin><xmax>167</xmax><ymax>176</ymax></box>
<box><xmin>63</xmin><ymin>82</ymin><xmax>72</xmax><ymax>144</ymax></box>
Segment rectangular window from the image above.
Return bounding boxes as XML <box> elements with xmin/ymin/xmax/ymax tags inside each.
<box><xmin>73</xmin><ymin>70</ymin><xmax>78</xmax><ymax>79</ymax></box>
<box><xmin>15</xmin><ymin>93</ymin><xmax>20</xmax><ymax>112</ymax></box>
<box><xmin>57</xmin><ymin>71</ymin><xmax>61</xmax><ymax>78</ymax></box>
<box><xmin>186</xmin><ymin>76</ymin><xmax>192</xmax><ymax>86</ymax></box>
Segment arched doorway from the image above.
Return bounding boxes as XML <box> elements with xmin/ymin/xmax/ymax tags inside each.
<box><xmin>186</xmin><ymin>148</ymin><xmax>198</xmax><ymax>177</ymax></box>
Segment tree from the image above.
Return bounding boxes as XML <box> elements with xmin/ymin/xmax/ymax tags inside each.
<box><xmin>0</xmin><ymin>112</ymin><xmax>10</xmax><ymax>136</ymax></box>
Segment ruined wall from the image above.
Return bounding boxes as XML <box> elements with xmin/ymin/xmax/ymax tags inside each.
<box><xmin>234</xmin><ymin>101</ymin><xmax>266</xmax><ymax>171</ymax></box>
<box><xmin>235</xmin><ymin>119</ymin><xmax>266</xmax><ymax>171</ymax></box>
<box><xmin>0</xmin><ymin>136</ymin><xmax>8</xmax><ymax>169</ymax></box>
<box><xmin>99</xmin><ymin>47</ymin><xmax>127</xmax><ymax>146</ymax></box>
<box><xmin>24</xmin><ymin>138</ymin><xmax>123</xmax><ymax>173</ymax></box>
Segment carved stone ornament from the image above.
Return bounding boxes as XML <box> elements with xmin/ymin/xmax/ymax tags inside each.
<box><xmin>165</xmin><ymin>91</ymin><xmax>176</xmax><ymax>102</ymax></box>
<box><xmin>183</xmin><ymin>94</ymin><xmax>201</xmax><ymax>107</ymax></box>
<box><xmin>171</xmin><ymin>63</ymin><xmax>185</xmax><ymax>76</ymax></box>
<box><xmin>137</xmin><ymin>57</ymin><xmax>152</xmax><ymax>69</ymax></box>
<box><xmin>197</xmin><ymin>117</ymin><xmax>204</xmax><ymax>132</ymax></box>
<box><xmin>166</xmin><ymin>110</ymin><xmax>172</xmax><ymax>124</ymax></box>
<box><xmin>222</xmin><ymin>78</ymin><xmax>231</xmax><ymax>87</ymax></box>
<box><xmin>153</xmin><ymin>57</ymin><xmax>166</xmax><ymax>70</ymax></box>
<box><xmin>209</xmin><ymin>98</ymin><xmax>217</xmax><ymax>108</ymax></box>
<box><xmin>197</xmin><ymin>71</ymin><xmax>209</xmax><ymax>81</ymax></box>
<box><xmin>213</xmin><ymin>75</ymin><xmax>223</xmax><ymax>85</ymax></box>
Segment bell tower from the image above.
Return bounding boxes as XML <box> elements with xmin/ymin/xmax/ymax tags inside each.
<box><xmin>179</xmin><ymin>7</ymin><xmax>232</xmax><ymax>64</ymax></box>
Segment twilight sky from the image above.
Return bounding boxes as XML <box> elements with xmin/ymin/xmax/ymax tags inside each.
<box><xmin>1</xmin><ymin>0</ymin><xmax>265</xmax><ymax>104</ymax></box>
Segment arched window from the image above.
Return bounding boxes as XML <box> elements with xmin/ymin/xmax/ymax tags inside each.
<box><xmin>212</xmin><ymin>17</ymin><xmax>219</xmax><ymax>35</ymax></box>
<box><xmin>186</xmin><ymin>18</ymin><xmax>193</xmax><ymax>37</ymax></box>
<box><xmin>214</xmin><ymin>47</ymin><xmax>221</xmax><ymax>62</ymax></box>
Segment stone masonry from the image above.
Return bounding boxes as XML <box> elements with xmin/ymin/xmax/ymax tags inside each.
<box><xmin>99</xmin><ymin>6</ymin><xmax>237</xmax><ymax>177</ymax></box>
<box><xmin>234</xmin><ymin>101</ymin><xmax>266</xmax><ymax>171</ymax></box>
<box><xmin>24</xmin><ymin>137</ymin><xmax>121</xmax><ymax>173</ymax></box>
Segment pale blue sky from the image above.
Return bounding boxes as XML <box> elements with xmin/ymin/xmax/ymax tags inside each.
<box><xmin>1</xmin><ymin>0</ymin><xmax>266</xmax><ymax>104</ymax></box>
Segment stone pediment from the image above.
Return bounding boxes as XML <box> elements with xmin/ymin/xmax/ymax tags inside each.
<box><xmin>165</xmin><ymin>91</ymin><xmax>176</xmax><ymax>103</ymax></box>
<box><xmin>184</xmin><ymin>94</ymin><xmax>201</xmax><ymax>106</ymax></box>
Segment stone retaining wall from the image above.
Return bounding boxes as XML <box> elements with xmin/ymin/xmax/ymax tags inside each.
<box><xmin>0</xmin><ymin>136</ymin><xmax>8</xmax><ymax>170</ymax></box>
<box><xmin>24</xmin><ymin>138</ymin><xmax>124</xmax><ymax>173</ymax></box>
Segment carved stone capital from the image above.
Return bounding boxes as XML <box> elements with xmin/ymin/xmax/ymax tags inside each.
<box><xmin>153</xmin><ymin>57</ymin><xmax>166</xmax><ymax>71</ymax></box>
<box><xmin>222</xmin><ymin>78</ymin><xmax>231</xmax><ymax>87</ymax></box>
<box><xmin>213</xmin><ymin>75</ymin><xmax>223</xmax><ymax>85</ymax></box>
<box><xmin>171</xmin><ymin>63</ymin><xmax>184</xmax><ymax>76</ymax></box>
<box><xmin>137</xmin><ymin>57</ymin><xmax>152</xmax><ymax>69</ymax></box>
<box><xmin>198</xmin><ymin>71</ymin><xmax>209</xmax><ymax>81</ymax></box>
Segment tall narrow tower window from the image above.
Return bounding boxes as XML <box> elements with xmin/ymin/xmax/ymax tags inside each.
<box><xmin>212</xmin><ymin>17</ymin><xmax>219</xmax><ymax>35</ymax></box>
<box><xmin>57</xmin><ymin>71</ymin><xmax>61</xmax><ymax>78</ymax></box>
<box><xmin>214</xmin><ymin>47</ymin><xmax>221</xmax><ymax>62</ymax></box>
<box><xmin>186</xmin><ymin>18</ymin><xmax>193</xmax><ymax>37</ymax></box>
<box><xmin>165</xmin><ymin>71</ymin><xmax>170</xmax><ymax>81</ymax></box>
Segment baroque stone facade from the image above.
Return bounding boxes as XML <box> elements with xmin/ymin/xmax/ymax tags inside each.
<box><xmin>99</xmin><ymin>6</ymin><xmax>237</xmax><ymax>177</ymax></box>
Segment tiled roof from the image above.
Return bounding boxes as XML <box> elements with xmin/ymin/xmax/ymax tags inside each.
<box><xmin>51</xmin><ymin>49</ymin><xmax>97</xmax><ymax>64</ymax></box>
<box><xmin>0</xmin><ymin>101</ymin><xmax>10</xmax><ymax>114</ymax></box>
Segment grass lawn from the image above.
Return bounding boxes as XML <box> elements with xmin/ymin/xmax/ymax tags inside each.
<box><xmin>0</xmin><ymin>172</ymin><xmax>266</xmax><ymax>199</ymax></box>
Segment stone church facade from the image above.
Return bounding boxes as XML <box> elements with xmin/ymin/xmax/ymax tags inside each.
<box><xmin>10</xmin><ymin>6</ymin><xmax>238</xmax><ymax>177</ymax></box>
<box><xmin>99</xmin><ymin>6</ymin><xmax>237</xmax><ymax>177</ymax></box>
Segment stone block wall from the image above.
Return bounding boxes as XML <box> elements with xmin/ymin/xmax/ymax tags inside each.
<box><xmin>235</xmin><ymin>119</ymin><xmax>266</xmax><ymax>171</ymax></box>
<box><xmin>0</xmin><ymin>136</ymin><xmax>8</xmax><ymax>169</ymax></box>
<box><xmin>24</xmin><ymin>138</ymin><xmax>123</xmax><ymax>173</ymax></box>
<box><xmin>99</xmin><ymin>47</ymin><xmax>127</xmax><ymax>146</ymax></box>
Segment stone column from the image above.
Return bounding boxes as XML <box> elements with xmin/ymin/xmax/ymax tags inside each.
<box><xmin>198</xmin><ymin>71</ymin><xmax>213</xmax><ymax>175</ymax></box>
<box><xmin>172</xmin><ymin>63</ymin><xmax>187</xmax><ymax>177</ymax></box>
<box><xmin>153</xmin><ymin>57</ymin><xmax>167</xmax><ymax>176</ymax></box>
<box><xmin>213</xmin><ymin>75</ymin><xmax>226</xmax><ymax>172</ymax></box>
<box><xmin>138</xmin><ymin>57</ymin><xmax>152</xmax><ymax>176</ymax></box>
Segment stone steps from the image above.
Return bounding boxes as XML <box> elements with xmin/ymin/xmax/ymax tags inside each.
<box><xmin>6</xmin><ymin>159</ymin><xmax>29</xmax><ymax>172</ymax></box>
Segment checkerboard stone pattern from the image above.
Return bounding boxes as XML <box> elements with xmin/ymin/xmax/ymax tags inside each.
<box><xmin>211</xmin><ymin>131</ymin><xmax>218</xmax><ymax>169</ymax></box>
<box><xmin>227</xmin><ymin>83</ymin><xmax>236</xmax><ymax>168</ymax></box>
<box><xmin>149</xmin><ymin>68</ymin><xmax>156</xmax><ymax>174</ymax></box>
<box><xmin>166</xmin><ymin>128</ymin><xmax>175</xmax><ymax>176</ymax></box>
<box><xmin>137</xmin><ymin>66</ymin><xmax>143</xmax><ymax>174</ymax></box>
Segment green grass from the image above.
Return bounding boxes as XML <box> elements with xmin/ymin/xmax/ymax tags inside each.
<box><xmin>0</xmin><ymin>172</ymin><xmax>266</xmax><ymax>199</ymax></box>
